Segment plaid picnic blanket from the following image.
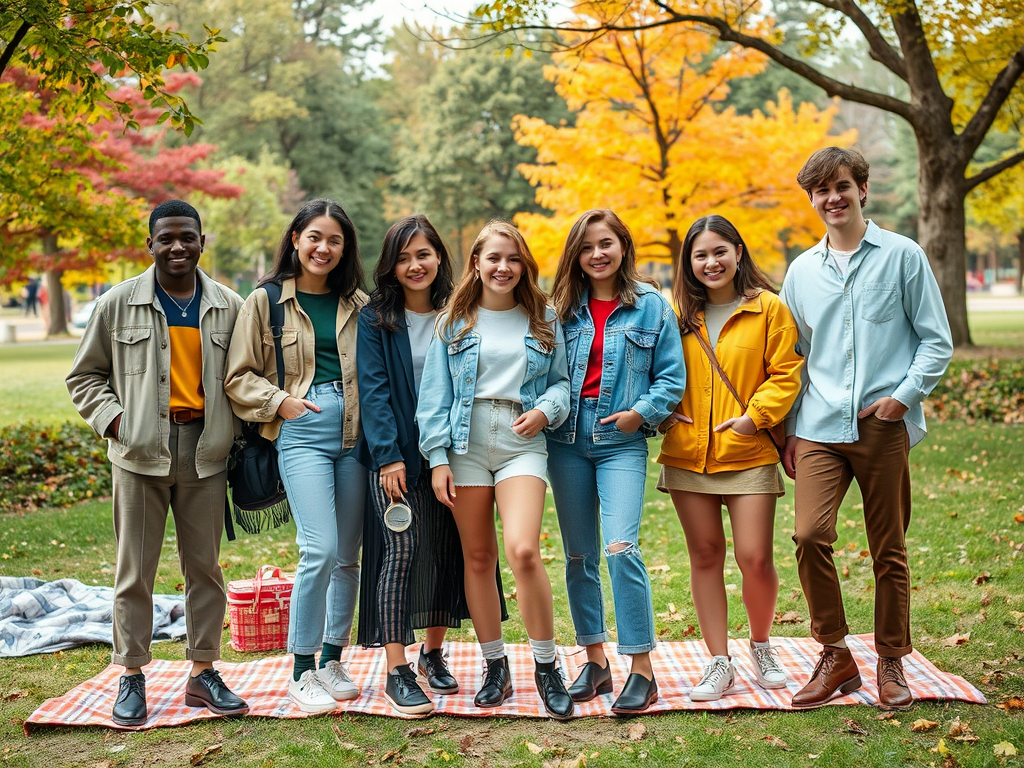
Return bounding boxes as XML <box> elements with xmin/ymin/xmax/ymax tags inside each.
<box><xmin>25</xmin><ymin>634</ymin><xmax>985</xmax><ymax>731</ymax></box>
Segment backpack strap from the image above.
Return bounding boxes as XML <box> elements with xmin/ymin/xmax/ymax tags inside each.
<box><xmin>262</xmin><ymin>282</ymin><xmax>286</xmax><ymax>391</ymax></box>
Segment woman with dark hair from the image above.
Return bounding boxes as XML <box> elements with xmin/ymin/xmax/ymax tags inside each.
<box><xmin>656</xmin><ymin>214</ymin><xmax>803</xmax><ymax>702</ymax></box>
<box><xmin>225</xmin><ymin>199</ymin><xmax>368</xmax><ymax>714</ymax></box>
<box><xmin>353</xmin><ymin>215</ymin><xmax>467</xmax><ymax>716</ymax></box>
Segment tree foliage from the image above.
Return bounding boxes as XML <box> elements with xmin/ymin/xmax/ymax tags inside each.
<box><xmin>513</xmin><ymin>0</ymin><xmax>847</xmax><ymax>275</ymax></box>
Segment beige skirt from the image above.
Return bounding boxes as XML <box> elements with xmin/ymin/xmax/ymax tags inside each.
<box><xmin>657</xmin><ymin>463</ymin><xmax>786</xmax><ymax>497</ymax></box>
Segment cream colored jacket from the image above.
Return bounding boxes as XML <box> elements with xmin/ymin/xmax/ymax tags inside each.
<box><xmin>66</xmin><ymin>266</ymin><xmax>242</xmax><ymax>479</ymax></box>
<box><xmin>224</xmin><ymin>277</ymin><xmax>367</xmax><ymax>446</ymax></box>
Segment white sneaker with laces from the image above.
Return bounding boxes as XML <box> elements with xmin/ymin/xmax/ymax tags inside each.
<box><xmin>690</xmin><ymin>655</ymin><xmax>735</xmax><ymax>701</ymax></box>
<box><xmin>288</xmin><ymin>669</ymin><xmax>338</xmax><ymax>713</ymax></box>
<box><xmin>749</xmin><ymin>640</ymin><xmax>788</xmax><ymax>690</ymax></box>
<box><xmin>317</xmin><ymin>660</ymin><xmax>360</xmax><ymax>701</ymax></box>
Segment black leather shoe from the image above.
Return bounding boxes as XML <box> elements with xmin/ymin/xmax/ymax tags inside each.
<box><xmin>474</xmin><ymin>656</ymin><xmax>513</xmax><ymax>708</ymax></box>
<box><xmin>568</xmin><ymin>661</ymin><xmax>613</xmax><ymax>702</ymax></box>
<box><xmin>417</xmin><ymin>646</ymin><xmax>459</xmax><ymax>694</ymax></box>
<box><xmin>535</xmin><ymin>661</ymin><xmax>574</xmax><ymax>720</ymax></box>
<box><xmin>611</xmin><ymin>673</ymin><xmax>658</xmax><ymax>715</ymax></box>
<box><xmin>384</xmin><ymin>665</ymin><xmax>434</xmax><ymax>715</ymax></box>
<box><xmin>185</xmin><ymin>668</ymin><xmax>249</xmax><ymax>715</ymax></box>
<box><xmin>112</xmin><ymin>673</ymin><xmax>147</xmax><ymax>726</ymax></box>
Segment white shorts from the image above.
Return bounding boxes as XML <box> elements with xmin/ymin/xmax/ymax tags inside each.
<box><xmin>447</xmin><ymin>399</ymin><xmax>548</xmax><ymax>487</ymax></box>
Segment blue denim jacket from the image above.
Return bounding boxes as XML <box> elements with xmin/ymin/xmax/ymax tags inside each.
<box><xmin>417</xmin><ymin>307</ymin><xmax>570</xmax><ymax>468</ymax></box>
<box><xmin>548</xmin><ymin>283</ymin><xmax>686</xmax><ymax>444</ymax></box>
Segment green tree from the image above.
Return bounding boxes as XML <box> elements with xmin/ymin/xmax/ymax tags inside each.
<box><xmin>392</xmin><ymin>37</ymin><xmax>570</xmax><ymax>257</ymax></box>
<box><xmin>473</xmin><ymin>0</ymin><xmax>1024</xmax><ymax>347</ymax></box>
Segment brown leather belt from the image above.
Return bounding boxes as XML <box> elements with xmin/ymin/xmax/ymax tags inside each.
<box><xmin>171</xmin><ymin>409</ymin><xmax>204</xmax><ymax>424</ymax></box>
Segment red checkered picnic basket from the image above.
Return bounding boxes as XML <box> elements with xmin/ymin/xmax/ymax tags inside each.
<box><xmin>227</xmin><ymin>565</ymin><xmax>293</xmax><ymax>652</ymax></box>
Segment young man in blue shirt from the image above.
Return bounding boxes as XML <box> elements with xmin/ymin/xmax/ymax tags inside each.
<box><xmin>780</xmin><ymin>148</ymin><xmax>953</xmax><ymax>710</ymax></box>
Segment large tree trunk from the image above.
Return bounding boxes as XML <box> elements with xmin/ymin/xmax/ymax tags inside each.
<box><xmin>915</xmin><ymin>142</ymin><xmax>971</xmax><ymax>347</ymax></box>
<box><xmin>42</xmin><ymin>233</ymin><xmax>68</xmax><ymax>337</ymax></box>
<box><xmin>1017</xmin><ymin>231</ymin><xmax>1023</xmax><ymax>295</ymax></box>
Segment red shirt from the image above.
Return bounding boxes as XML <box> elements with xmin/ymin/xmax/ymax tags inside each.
<box><xmin>581</xmin><ymin>297</ymin><xmax>620</xmax><ymax>398</ymax></box>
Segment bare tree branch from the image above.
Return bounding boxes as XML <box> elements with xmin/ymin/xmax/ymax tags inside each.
<box><xmin>960</xmin><ymin>43</ymin><xmax>1024</xmax><ymax>159</ymax></box>
<box><xmin>965</xmin><ymin>149</ymin><xmax>1024</xmax><ymax>191</ymax></box>
<box><xmin>809</xmin><ymin>0</ymin><xmax>907</xmax><ymax>80</ymax></box>
<box><xmin>0</xmin><ymin>21</ymin><xmax>32</xmax><ymax>78</ymax></box>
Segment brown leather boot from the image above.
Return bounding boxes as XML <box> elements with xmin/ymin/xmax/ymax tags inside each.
<box><xmin>792</xmin><ymin>646</ymin><xmax>862</xmax><ymax>708</ymax></box>
<box><xmin>877</xmin><ymin>656</ymin><xmax>914</xmax><ymax>710</ymax></box>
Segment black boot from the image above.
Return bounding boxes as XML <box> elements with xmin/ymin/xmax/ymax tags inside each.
<box><xmin>418</xmin><ymin>646</ymin><xmax>459</xmax><ymax>694</ymax></box>
<box><xmin>534</xmin><ymin>661</ymin><xmax>574</xmax><ymax>720</ymax></box>
<box><xmin>474</xmin><ymin>656</ymin><xmax>513</xmax><ymax>708</ymax></box>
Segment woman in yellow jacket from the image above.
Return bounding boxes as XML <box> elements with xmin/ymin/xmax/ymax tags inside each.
<box><xmin>657</xmin><ymin>215</ymin><xmax>802</xmax><ymax>702</ymax></box>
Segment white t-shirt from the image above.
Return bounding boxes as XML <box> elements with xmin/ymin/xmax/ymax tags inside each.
<box><xmin>405</xmin><ymin>308</ymin><xmax>438</xmax><ymax>392</ymax></box>
<box><xmin>474</xmin><ymin>305</ymin><xmax>530</xmax><ymax>402</ymax></box>
<box><xmin>704</xmin><ymin>297</ymin><xmax>742</xmax><ymax>349</ymax></box>
<box><xmin>828</xmin><ymin>246</ymin><xmax>857</xmax><ymax>277</ymax></box>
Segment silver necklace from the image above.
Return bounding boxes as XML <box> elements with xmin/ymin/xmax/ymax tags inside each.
<box><xmin>164</xmin><ymin>280</ymin><xmax>197</xmax><ymax>317</ymax></box>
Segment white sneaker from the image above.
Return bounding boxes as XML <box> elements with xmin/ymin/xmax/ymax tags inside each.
<box><xmin>749</xmin><ymin>640</ymin><xmax>788</xmax><ymax>690</ymax></box>
<box><xmin>690</xmin><ymin>655</ymin><xmax>735</xmax><ymax>701</ymax></box>
<box><xmin>317</xmin><ymin>660</ymin><xmax>360</xmax><ymax>701</ymax></box>
<box><xmin>288</xmin><ymin>669</ymin><xmax>338</xmax><ymax>713</ymax></box>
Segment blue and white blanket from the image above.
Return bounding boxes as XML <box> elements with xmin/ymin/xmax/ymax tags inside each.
<box><xmin>0</xmin><ymin>576</ymin><xmax>187</xmax><ymax>657</ymax></box>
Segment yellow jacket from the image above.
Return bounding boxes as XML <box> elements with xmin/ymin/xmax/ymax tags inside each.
<box><xmin>224</xmin><ymin>278</ymin><xmax>367</xmax><ymax>446</ymax></box>
<box><xmin>656</xmin><ymin>290</ymin><xmax>802</xmax><ymax>473</ymax></box>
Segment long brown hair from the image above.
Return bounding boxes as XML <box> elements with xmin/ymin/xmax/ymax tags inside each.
<box><xmin>441</xmin><ymin>220</ymin><xmax>556</xmax><ymax>351</ymax></box>
<box><xmin>674</xmin><ymin>215</ymin><xmax>777</xmax><ymax>336</ymax></box>
<box><xmin>550</xmin><ymin>209</ymin><xmax>658</xmax><ymax>323</ymax></box>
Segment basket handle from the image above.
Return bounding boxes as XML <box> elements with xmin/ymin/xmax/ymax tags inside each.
<box><xmin>253</xmin><ymin>564</ymin><xmax>282</xmax><ymax>607</ymax></box>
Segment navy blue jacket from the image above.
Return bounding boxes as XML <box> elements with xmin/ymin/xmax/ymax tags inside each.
<box><xmin>354</xmin><ymin>305</ymin><xmax>425</xmax><ymax>484</ymax></box>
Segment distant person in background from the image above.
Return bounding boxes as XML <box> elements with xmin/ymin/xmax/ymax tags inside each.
<box><xmin>781</xmin><ymin>147</ymin><xmax>953</xmax><ymax>711</ymax></box>
<box><xmin>22</xmin><ymin>277</ymin><xmax>39</xmax><ymax>316</ymax></box>
<box><xmin>66</xmin><ymin>200</ymin><xmax>248</xmax><ymax>727</ymax></box>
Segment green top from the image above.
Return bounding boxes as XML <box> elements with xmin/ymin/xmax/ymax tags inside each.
<box><xmin>296</xmin><ymin>291</ymin><xmax>342</xmax><ymax>385</ymax></box>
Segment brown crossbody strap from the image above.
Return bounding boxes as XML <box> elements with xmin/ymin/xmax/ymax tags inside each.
<box><xmin>692</xmin><ymin>329</ymin><xmax>748</xmax><ymax>411</ymax></box>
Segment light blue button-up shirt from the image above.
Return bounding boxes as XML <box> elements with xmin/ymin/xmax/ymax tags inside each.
<box><xmin>780</xmin><ymin>221</ymin><xmax>953</xmax><ymax>447</ymax></box>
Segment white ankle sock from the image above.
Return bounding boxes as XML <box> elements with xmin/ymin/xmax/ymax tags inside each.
<box><xmin>480</xmin><ymin>638</ymin><xmax>506</xmax><ymax>661</ymax></box>
<box><xmin>828</xmin><ymin>639</ymin><xmax>848</xmax><ymax>649</ymax></box>
<box><xmin>529</xmin><ymin>637</ymin><xmax>556</xmax><ymax>664</ymax></box>
<box><xmin>751</xmin><ymin>639</ymin><xmax>771</xmax><ymax>649</ymax></box>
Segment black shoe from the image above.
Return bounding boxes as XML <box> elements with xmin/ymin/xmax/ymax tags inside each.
<box><xmin>534</xmin><ymin>661</ymin><xmax>574</xmax><ymax>720</ymax></box>
<box><xmin>185</xmin><ymin>668</ymin><xmax>249</xmax><ymax>716</ymax></box>
<box><xmin>474</xmin><ymin>656</ymin><xmax>513</xmax><ymax>708</ymax></box>
<box><xmin>384</xmin><ymin>665</ymin><xmax>434</xmax><ymax>715</ymax></box>
<box><xmin>611</xmin><ymin>673</ymin><xmax>658</xmax><ymax>715</ymax></box>
<box><xmin>568</xmin><ymin>661</ymin><xmax>613</xmax><ymax>702</ymax></box>
<box><xmin>112</xmin><ymin>673</ymin><xmax>147</xmax><ymax>726</ymax></box>
<box><xmin>417</xmin><ymin>646</ymin><xmax>459</xmax><ymax>694</ymax></box>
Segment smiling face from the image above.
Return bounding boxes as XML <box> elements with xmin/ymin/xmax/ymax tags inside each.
<box><xmin>809</xmin><ymin>167</ymin><xmax>868</xmax><ymax>233</ymax></box>
<box><xmin>395</xmin><ymin>231</ymin><xmax>440</xmax><ymax>302</ymax></box>
<box><xmin>292</xmin><ymin>214</ymin><xmax>344</xmax><ymax>287</ymax></box>
<box><xmin>474</xmin><ymin>234</ymin><xmax>523</xmax><ymax>307</ymax></box>
<box><xmin>578</xmin><ymin>220</ymin><xmax>623</xmax><ymax>292</ymax></box>
<box><xmin>147</xmin><ymin>216</ymin><xmax>204</xmax><ymax>283</ymax></box>
<box><xmin>690</xmin><ymin>229</ymin><xmax>741</xmax><ymax>303</ymax></box>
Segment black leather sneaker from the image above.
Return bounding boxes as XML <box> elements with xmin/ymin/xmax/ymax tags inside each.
<box><xmin>417</xmin><ymin>646</ymin><xmax>459</xmax><ymax>694</ymax></box>
<box><xmin>184</xmin><ymin>668</ymin><xmax>249</xmax><ymax>716</ymax></box>
<box><xmin>534</xmin><ymin>661</ymin><xmax>574</xmax><ymax>720</ymax></box>
<box><xmin>473</xmin><ymin>656</ymin><xmax>513</xmax><ymax>708</ymax></box>
<box><xmin>112</xmin><ymin>673</ymin><xmax>147</xmax><ymax>726</ymax></box>
<box><xmin>384</xmin><ymin>665</ymin><xmax>434</xmax><ymax>716</ymax></box>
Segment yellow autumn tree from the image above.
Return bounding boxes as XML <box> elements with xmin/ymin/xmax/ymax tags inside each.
<box><xmin>513</xmin><ymin>0</ymin><xmax>853</xmax><ymax>276</ymax></box>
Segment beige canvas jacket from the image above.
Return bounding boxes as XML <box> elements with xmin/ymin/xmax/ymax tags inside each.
<box><xmin>66</xmin><ymin>266</ymin><xmax>243</xmax><ymax>479</ymax></box>
<box><xmin>224</xmin><ymin>278</ymin><xmax>367</xmax><ymax>446</ymax></box>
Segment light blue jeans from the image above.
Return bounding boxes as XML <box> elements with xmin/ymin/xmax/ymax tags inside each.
<box><xmin>547</xmin><ymin>398</ymin><xmax>656</xmax><ymax>654</ymax></box>
<box><xmin>276</xmin><ymin>381</ymin><xmax>365</xmax><ymax>654</ymax></box>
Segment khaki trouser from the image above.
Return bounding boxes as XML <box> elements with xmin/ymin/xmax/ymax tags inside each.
<box><xmin>111</xmin><ymin>421</ymin><xmax>226</xmax><ymax>666</ymax></box>
<box><xmin>792</xmin><ymin>415</ymin><xmax>913</xmax><ymax>658</ymax></box>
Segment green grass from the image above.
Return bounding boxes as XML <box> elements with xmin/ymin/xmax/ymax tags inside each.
<box><xmin>969</xmin><ymin>312</ymin><xmax>1024</xmax><ymax>349</ymax></box>
<box><xmin>0</xmin><ymin>343</ymin><xmax>79</xmax><ymax>426</ymax></box>
<box><xmin>1</xmin><ymin>422</ymin><xmax>1023</xmax><ymax>767</ymax></box>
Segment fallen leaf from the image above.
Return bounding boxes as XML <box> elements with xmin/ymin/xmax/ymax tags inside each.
<box><xmin>930</xmin><ymin>738</ymin><xmax>949</xmax><ymax>755</ymax></box>
<box><xmin>842</xmin><ymin>565</ymin><xmax>850</xmax><ymax>578</ymax></box>
<box><xmin>947</xmin><ymin>717</ymin><xmax>979</xmax><ymax>743</ymax></box>
<box><xmin>765</xmin><ymin>735</ymin><xmax>790</xmax><ymax>750</ymax></box>
<box><xmin>997</xmin><ymin>698</ymin><xmax>1024</xmax><ymax>711</ymax></box>
<box><xmin>774</xmin><ymin>610</ymin><xmax>803</xmax><ymax>624</ymax></box>
<box><xmin>704</xmin><ymin>728</ymin><xmax>724</xmax><ymax>736</ymax></box>
<box><xmin>561</xmin><ymin>752</ymin><xmax>588</xmax><ymax>768</ymax></box>
<box><xmin>681</xmin><ymin>624</ymin><xmax>696</xmax><ymax>637</ymax></box>
<box><xmin>526</xmin><ymin>742</ymin><xmax>544</xmax><ymax>755</ymax></box>
<box><xmin>3</xmin><ymin>690</ymin><xmax>27</xmax><ymax>702</ymax></box>
<box><xmin>973</xmin><ymin>572</ymin><xmax>991</xmax><ymax>585</ymax></box>
<box><xmin>911</xmin><ymin>719</ymin><xmax>940</xmax><ymax>732</ymax></box>
<box><xmin>994</xmin><ymin>741</ymin><xmax>1017</xmax><ymax>757</ymax></box>
<box><xmin>876</xmin><ymin>712</ymin><xmax>897</xmax><ymax>720</ymax></box>
<box><xmin>406</xmin><ymin>727</ymin><xmax>435</xmax><ymax>738</ymax></box>
<box><xmin>379</xmin><ymin>743</ymin><xmax>408</xmax><ymax>763</ymax></box>
<box><xmin>841</xmin><ymin>718</ymin><xmax>868</xmax><ymax>735</ymax></box>
<box><xmin>886</xmin><ymin>719</ymin><xmax>903</xmax><ymax>727</ymax></box>
<box><xmin>942</xmin><ymin>632</ymin><xmax>971</xmax><ymax>647</ymax></box>
<box><xmin>189</xmin><ymin>744</ymin><xmax>222</xmax><ymax>766</ymax></box>
<box><xmin>1014</xmin><ymin>513</ymin><xmax>1024</xmax><ymax>524</ymax></box>
<box><xmin>627</xmin><ymin>723</ymin><xmax>648</xmax><ymax>742</ymax></box>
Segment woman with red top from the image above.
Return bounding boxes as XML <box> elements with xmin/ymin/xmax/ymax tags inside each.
<box><xmin>546</xmin><ymin>210</ymin><xmax>686</xmax><ymax>714</ymax></box>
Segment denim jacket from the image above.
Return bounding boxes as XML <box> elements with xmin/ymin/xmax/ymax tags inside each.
<box><xmin>548</xmin><ymin>283</ymin><xmax>686</xmax><ymax>444</ymax></box>
<box><xmin>417</xmin><ymin>307</ymin><xmax>570</xmax><ymax>468</ymax></box>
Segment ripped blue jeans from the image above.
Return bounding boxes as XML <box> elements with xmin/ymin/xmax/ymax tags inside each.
<box><xmin>547</xmin><ymin>398</ymin><xmax>656</xmax><ymax>654</ymax></box>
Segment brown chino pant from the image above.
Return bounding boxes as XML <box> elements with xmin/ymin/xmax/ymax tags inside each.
<box><xmin>111</xmin><ymin>421</ymin><xmax>226</xmax><ymax>666</ymax></box>
<box><xmin>792</xmin><ymin>415</ymin><xmax>913</xmax><ymax>658</ymax></box>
